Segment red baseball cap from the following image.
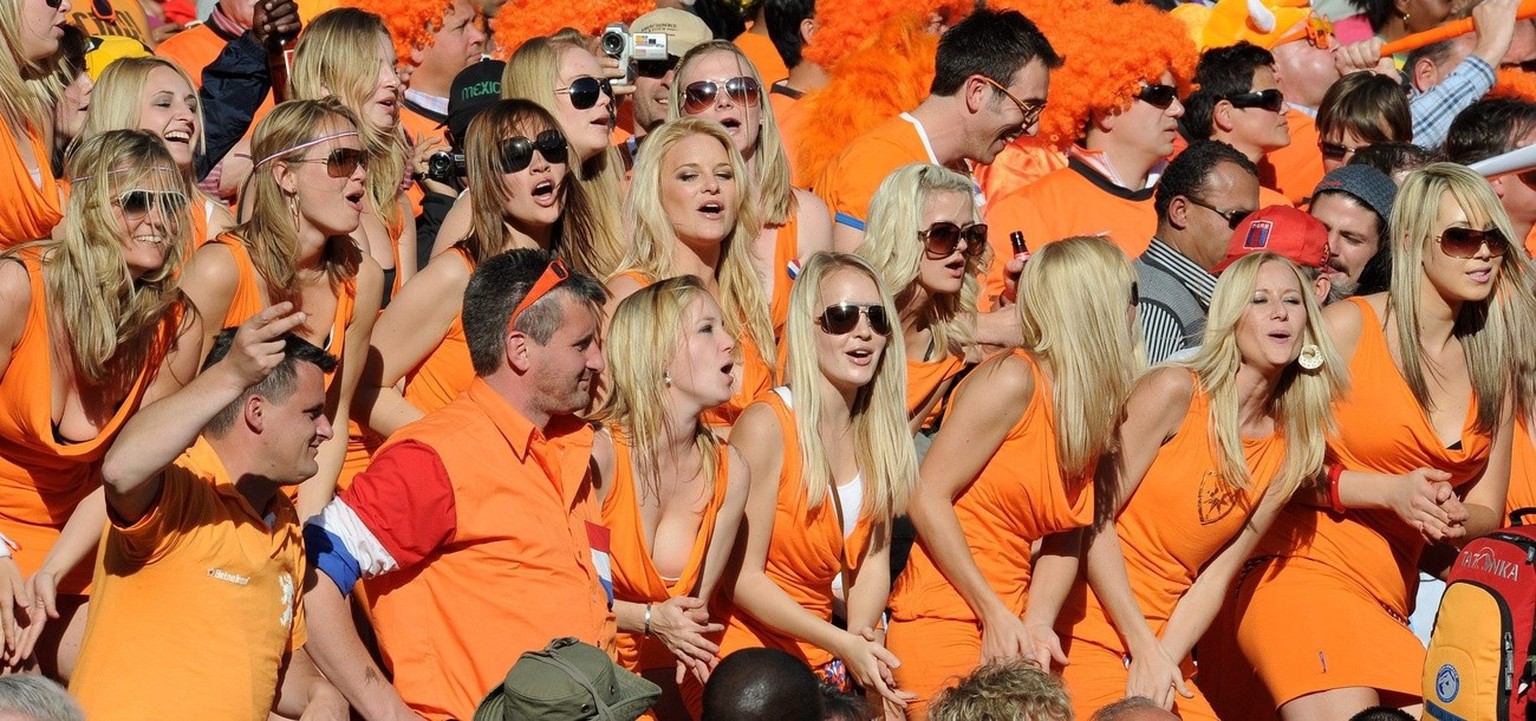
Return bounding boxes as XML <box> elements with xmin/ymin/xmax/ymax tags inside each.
<box><xmin>1214</xmin><ymin>205</ymin><xmax>1329</xmax><ymax>273</ymax></box>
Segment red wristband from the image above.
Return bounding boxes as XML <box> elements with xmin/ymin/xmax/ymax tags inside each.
<box><xmin>1327</xmin><ymin>462</ymin><xmax>1346</xmax><ymax>514</ymax></box>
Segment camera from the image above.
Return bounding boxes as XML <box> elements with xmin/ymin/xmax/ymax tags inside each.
<box><xmin>600</xmin><ymin>22</ymin><xmax>668</xmax><ymax>86</ymax></box>
<box><xmin>425</xmin><ymin>150</ymin><xmax>466</xmax><ymax>184</ymax></box>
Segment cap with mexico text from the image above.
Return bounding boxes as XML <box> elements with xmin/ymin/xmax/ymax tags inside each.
<box><xmin>446</xmin><ymin>59</ymin><xmax>506</xmax><ymax>145</ymax></box>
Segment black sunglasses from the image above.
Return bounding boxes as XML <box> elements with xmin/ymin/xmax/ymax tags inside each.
<box><xmin>500</xmin><ymin>130</ymin><xmax>569</xmax><ymax>173</ymax></box>
<box><xmin>1184</xmin><ymin>195</ymin><xmax>1251</xmax><ymax>230</ymax></box>
<box><xmin>116</xmin><ymin>189</ymin><xmax>189</xmax><ymax>219</ymax></box>
<box><xmin>682</xmin><ymin>77</ymin><xmax>762</xmax><ymax>114</ymax></box>
<box><xmin>1319</xmin><ymin>141</ymin><xmax>1357</xmax><ymax>162</ymax></box>
<box><xmin>292</xmin><ymin>147</ymin><xmax>368</xmax><ymax>178</ymax></box>
<box><xmin>817</xmin><ymin>302</ymin><xmax>892</xmax><ymax>336</ymax></box>
<box><xmin>1224</xmin><ymin>88</ymin><xmax>1285</xmax><ymax>113</ymax></box>
<box><xmin>635</xmin><ymin>56</ymin><xmax>681</xmax><ymax>79</ymax></box>
<box><xmin>1438</xmin><ymin>226</ymin><xmax>1510</xmax><ymax>259</ymax></box>
<box><xmin>1136</xmin><ymin>83</ymin><xmax>1179</xmax><ymax>110</ymax></box>
<box><xmin>921</xmin><ymin>221</ymin><xmax>987</xmax><ymax>258</ymax></box>
<box><xmin>556</xmin><ymin>76</ymin><xmax>613</xmax><ymax>111</ymax></box>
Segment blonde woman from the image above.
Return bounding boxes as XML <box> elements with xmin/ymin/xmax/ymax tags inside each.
<box><xmin>80</xmin><ymin>56</ymin><xmax>236</xmax><ymax>248</ymax></box>
<box><xmin>885</xmin><ymin>237</ymin><xmax>1139</xmax><ymax>720</ymax></box>
<box><xmin>1058</xmin><ymin>253</ymin><xmax>1345</xmax><ymax>721</ymax></box>
<box><xmin>179</xmin><ymin>99</ymin><xmax>383</xmax><ymax>518</ymax></box>
<box><xmin>1206</xmin><ymin>163</ymin><xmax>1528</xmax><ymax>720</ymax></box>
<box><xmin>592</xmin><ymin>276</ymin><xmax>750</xmax><ymax>720</ymax></box>
<box><xmin>720</xmin><ymin>251</ymin><xmax>916</xmax><ymax>710</ymax></box>
<box><xmin>607</xmin><ymin>118</ymin><xmax>775</xmax><ymax>431</ymax></box>
<box><xmin>670</xmin><ymin>40</ymin><xmax>833</xmax><ymax>334</ymax></box>
<box><xmin>0</xmin><ymin>130</ymin><xmax>200</xmax><ymax>674</ymax></box>
<box><xmin>0</xmin><ymin>0</ymin><xmax>70</xmax><ymax>248</ymax></box>
<box><xmin>290</xmin><ymin>7</ymin><xmax>415</xmax><ymax>297</ymax></box>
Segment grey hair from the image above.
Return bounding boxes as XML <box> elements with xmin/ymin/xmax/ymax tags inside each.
<box><xmin>0</xmin><ymin>675</ymin><xmax>85</xmax><ymax>721</ymax></box>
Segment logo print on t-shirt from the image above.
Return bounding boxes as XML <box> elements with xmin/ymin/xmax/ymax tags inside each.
<box><xmin>278</xmin><ymin>572</ymin><xmax>295</xmax><ymax>629</ymax></box>
<box><xmin>1197</xmin><ymin>470</ymin><xmax>1241</xmax><ymax>525</ymax></box>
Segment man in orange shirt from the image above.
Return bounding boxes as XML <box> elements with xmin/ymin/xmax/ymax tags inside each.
<box><xmin>304</xmin><ymin>249</ymin><xmax>614</xmax><ymax>721</ymax></box>
<box><xmin>734</xmin><ymin>2</ymin><xmax>789</xmax><ymax>85</ymax></box>
<box><xmin>398</xmin><ymin>0</ymin><xmax>486</xmax><ymax>151</ymax></box>
<box><xmin>69</xmin><ymin>306</ymin><xmax>345</xmax><ymax>721</ymax></box>
<box><xmin>764</xmin><ymin>0</ymin><xmax>825</xmax><ymax>180</ymax></box>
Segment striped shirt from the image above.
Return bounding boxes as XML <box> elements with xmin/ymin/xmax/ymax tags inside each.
<box><xmin>1135</xmin><ymin>239</ymin><xmax>1217</xmax><ymax>364</ymax></box>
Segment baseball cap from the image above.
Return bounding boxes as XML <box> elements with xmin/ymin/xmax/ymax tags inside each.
<box><xmin>1312</xmin><ymin>165</ymin><xmax>1397</xmax><ymax>225</ymax></box>
<box><xmin>446</xmin><ymin>59</ymin><xmax>505</xmax><ymax>145</ymax></box>
<box><xmin>631</xmin><ymin>8</ymin><xmax>713</xmax><ymax>58</ymax></box>
<box><xmin>1215</xmin><ymin>205</ymin><xmax>1329</xmax><ymax>272</ymax></box>
<box><xmin>85</xmin><ymin>35</ymin><xmax>151</xmax><ymax>82</ymax></box>
<box><xmin>473</xmin><ymin>637</ymin><xmax>661</xmax><ymax>721</ymax></box>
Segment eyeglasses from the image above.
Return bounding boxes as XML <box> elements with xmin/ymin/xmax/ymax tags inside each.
<box><xmin>1184</xmin><ymin>195</ymin><xmax>1251</xmax><ymax>230</ymax></box>
<box><xmin>635</xmin><ymin>56</ymin><xmax>680</xmax><ymax>79</ymax></box>
<box><xmin>1437</xmin><ymin>226</ymin><xmax>1510</xmax><ymax>259</ymax></box>
<box><xmin>290</xmin><ymin>147</ymin><xmax>368</xmax><ymax>178</ymax></box>
<box><xmin>980</xmin><ymin>76</ymin><xmax>1046</xmax><ymax>128</ymax></box>
<box><xmin>817</xmin><ymin>302</ymin><xmax>892</xmax><ymax>336</ymax></box>
<box><xmin>556</xmin><ymin>76</ymin><xmax>614</xmax><ymax>111</ymax></box>
<box><xmin>921</xmin><ymin>221</ymin><xmax>988</xmax><ymax>258</ymax></box>
<box><xmin>1319</xmin><ymin>141</ymin><xmax>1360</xmax><ymax>163</ymax></box>
<box><xmin>115</xmin><ymin>189</ymin><xmax>189</xmax><ymax>220</ymax></box>
<box><xmin>500</xmin><ymin>130</ymin><xmax>569</xmax><ymax>173</ymax></box>
<box><xmin>1224</xmin><ymin>88</ymin><xmax>1285</xmax><ymax>113</ymax></box>
<box><xmin>510</xmin><ymin>259</ymin><xmax>571</xmax><ymax>327</ymax></box>
<box><xmin>1136</xmin><ymin>83</ymin><xmax>1179</xmax><ymax>110</ymax></box>
<box><xmin>681</xmin><ymin>76</ymin><xmax>762</xmax><ymax>115</ymax></box>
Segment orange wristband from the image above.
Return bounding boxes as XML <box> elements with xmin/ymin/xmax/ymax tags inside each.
<box><xmin>1327</xmin><ymin>462</ymin><xmax>1346</xmax><ymax>514</ymax></box>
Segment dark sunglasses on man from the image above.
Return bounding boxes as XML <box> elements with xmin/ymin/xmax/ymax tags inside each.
<box><xmin>1223</xmin><ymin>88</ymin><xmax>1285</xmax><ymax>113</ymax></box>
<box><xmin>1136</xmin><ymin>83</ymin><xmax>1179</xmax><ymax>110</ymax></box>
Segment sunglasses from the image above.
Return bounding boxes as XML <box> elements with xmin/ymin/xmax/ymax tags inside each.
<box><xmin>980</xmin><ymin>76</ymin><xmax>1046</xmax><ymax>128</ymax></box>
<box><xmin>921</xmin><ymin>221</ymin><xmax>988</xmax><ymax>258</ymax></box>
<box><xmin>115</xmin><ymin>189</ymin><xmax>188</xmax><ymax>221</ymax></box>
<box><xmin>510</xmin><ymin>259</ymin><xmax>571</xmax><ymax>327</ymax></box>
<box><xmin>635</xmin><ymin>56</ymin><xmax>680</xmax><ymax>79</ymax></box>
<box><xmin>1224</xmin><ymin>88</ymin><xmax>1285</xmax><ymax>113</ymax></box>
<box><xmin>1136</xmin><ymin>83</ymin><xmax>1179</xmax><ymax>110</ymax></box>
<box><xmin>291</xmin><ymin>147</ymin><xmax>368</xmax><ymax>178</ymax></box>
<box><xmin>1184</xmin><ymin>195</ymin><xmax>1251</xmax><ymax>230</ymax></box>
<box><xmin>1437</xmin><ymin>226</ymin><xmax>1510</xmax><ymax>259</ymax></box>
<box><xmin>556</xmin><ymin>76</ymin><xmax>614</xmax><ymax>111</ymax></box>
<box><xmin>817</xmin><ymin>302</ymin><xmax>892</xmax><ymax>336</ymax></box>
<box><xmin>1319</xmin><ymin>141</ymin><xmax>1358</xmax><ymax>163</ymax></box>
<box><xmin>500</xmin><ymin>130</ymin><xmax>569</xmax><ymax>173</ymax></box>
<box><xmin>682</xmin><ymin>76</ymin><xmax>762</xmax><ymax>115</ymax></box>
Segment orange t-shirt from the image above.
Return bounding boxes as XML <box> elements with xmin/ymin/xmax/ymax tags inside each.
<box><xmin>1259</xmin><ymin>185</ymin><xmax>1294</xmax><ymax>210</ymax></box>
<box><xmin>974</xmin><ymin>137</ymin><xmax>1069</xmax><ymax>210</ymax></box>
<box><xmin>70</xmin><ymin>439</ymin><xmax>306</xmax><ymax>721</ymax></box>
<box><xmin>1503</xmin><ymin>416</ymin><xmax>1536</xmax><ymax>522</ymax></box>
<box><xmin>0</xmin><ymin>127</ymin><xmax>64</xmax><ymax>249</ymax></box>
<box><xmin>0</xmin><ymin>250</ymin><xmax>180</xmax><ymax>593</ymax></box>
<box><xmin>770</xmin><ymin>88</ymin><xmax>804</xmax><ymax>184</ymax></box>
<box><xmin>715</xmin><ymin>388</ymin><xmax>875</xmax><ymax>667</ymax></box>
<box><xmin>734</xmin><ymin>32</ymin><xmax>789</xmax><ymax>86</ymax></box>
<box><xmin>159</xmin><ymin>23</ymin><xmax>279</xmax><ymax>113</ymax></box>
<box><xmin>889</xmin><ymin>350</ymin><xmax>1094</xmax><ymax>623</ymax></box>
<box><xmin>815</xmin><ymin>114</ymin><xmax>936</xmax><ymax>230</ymax></box>
<box><xmin>70</xmin><ymin>0</ymin><xmax>154</xmax><ymax>48</ymax></box>
<box><xmin>1261</xmin><ymin>111</ymin><xmax>1326</xmax><ymax>207</ymax></box>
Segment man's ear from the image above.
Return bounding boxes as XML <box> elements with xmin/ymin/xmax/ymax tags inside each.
<box><xmin>242</xmin><ymin>395</ymin><xmax>266</xmax><ymax>434</ymax></box>
<box><xmin>1410</xmin><ymin>57</ymin><xmax>1438</xmax><ymax>93</ymax></box>
<box><xmin>1167</xmin><ymin>195</ymin><xmax>1192</xmax><ymax>231</ymax></box>
<box><xmin>506</xmin><ymin>330</ymin><xmax>533</xmax><ymax>374</ymax></box>
<box><xmin>963</xmin><ymin>75</ymin><xmax>989</xmax><ymax>114</ymax></box>
<box><xmin>1213</xmin><ymin>99</ymin><xmax>1237</xmax><ymax>134</ymax></box>
<box><xmin>800</xmin><ymin>17</ymin><xmax>816</xmax><ymax>46</ymax></box>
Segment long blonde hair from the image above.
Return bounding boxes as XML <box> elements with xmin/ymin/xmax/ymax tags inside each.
<box><xmin>620</xmin><ymin>118</ymin><xmax>773</xmax><ymax>370</ymax></box>
<box><xmin>858</xmin><ymin>163</ymin><xmax>984</xmax><ymax>359</ymax></box>
<box><xmin>0</xmin><ymin>0</ymin><xmax>55</xmax><ymax>133</ymax></box>
<box><xmin>783</xmin><ymin>252</ymin><xmax>915</xmax><ymax>526</ymax></box>
<box><xmin>82</xmin><ymin>57</ymin><xmax>208</xmax><ymax>159</ymax></box>
<box><xmin>1018</xmin><ymin>237</ymin><xmax>1140</xmax><ymax>481</ymax></box>
<box><xmin>1389</xmin><ymin>163</ymin><xmax>1530</xmax><ymax>434</ymax></box>
<box><xmin>593</xmin><ymin>276</ymin><xmax>722</xmax><ymax>502</ymax></box>
<box><xmin>502</xmin><ymin>34</ymin><xmax>626</xmax><ymax>276</ymax></box>
<box><xmin>1181</xmin><ymin>253</ymin><xmax>1346</xmax><ymax>498</ymax></box>
<box><xmin>290</xmin><ymin>8</ymin><xmax>406</xmax><ymax>232</ymax></box>
<box><xmin>670</xmin><ymin>41</ymin><xmax>796</xmax><ymax>227</ymax></box>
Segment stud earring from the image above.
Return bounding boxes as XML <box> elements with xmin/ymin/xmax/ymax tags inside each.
<box><xmin>663</xmin><ymin>372</ymin><xmax>672</xmax><ymax>387</ymax></box>
<box><xmin>1298</xmin><ymin>343</ymin><xmax>1323</xmax><ymax>370</ymax></box>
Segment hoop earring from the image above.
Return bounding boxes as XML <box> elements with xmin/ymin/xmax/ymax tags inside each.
<box><xmin>1298</xmin><ymin>343</ymin><xmax>1323</xmax><ymax>370</ymax></box>
<box><xmin>287</xmin><ymin>193</ymin><xmax>299</xmax><ymax>223</ymax></box>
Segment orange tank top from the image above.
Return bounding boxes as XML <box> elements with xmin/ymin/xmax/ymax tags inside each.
<box><xmin>602</xmin><ymin>431</ymin><xmax>731</xmax><ymax>672</ymax></box>
<box><xmin>0</xmin><ymin>127</ymin><xmax>63</xmax><ymax>248</ymax></box>
<box><xmin>1255</xmin><ymin>296</ymin><xmax>1493</xmax><ymax>615</ymax></box>
<box><xmin>716</xmin><ymin>388</ymin><xmax>875</xmax><ymax>667</ymax></box>
<box><xmin>402</xmin><ymin>248</ymin><xmax>476</xmax><ymax>416</ymax></box>
<box><xmin>889</xmin><ymin>350</ymin><xmax>1094</xmax><ymax>623</ymax></box>
<box><xmin>906</xmin><ymin>353</ymin><xmax>966</xmax><ymax>426</ymax></box>
<box><xmin>1060</xmin><ymin>377</ymin><xmax>1285</xmax><ymax>652</ymax></box>
<box><xmin>1504</xmin><ymin>416</ymin><xmax>1536</xmax><ymax>523</ymax></box>
<box><xmin>768</xmin><ymin>209</ymin><xmax>800</xmax><ymax>338</ymax></box>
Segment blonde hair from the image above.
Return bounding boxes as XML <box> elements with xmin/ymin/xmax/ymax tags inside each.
<box><xmin>619</xmin><ymin>118</ymin><xmax>773</xmax><ymax>370</ymax></box>
<box><xmin>1389</xmin><ymin>163</ymin><xmax>1530</xmax><ymax>434</ymax></box>
<box><xmin>502</xmin><ymin>34</ymin><xmax>626</xmax><ymax>276</ymax></box>
<box><xmin>290</xmin><ymin>8</ymin><xmax>407</xmax><ymax>232</ymax></box>
<box><xmin>1180</xmin><ymin>253</ymin><xmax>1346</xmax><ymax>499</ymax></box>
<box><xmin>231</xmin><ymin>99</ymin><xmax>363</xmax><ymax>294</ymax></box>
<box><xmin>593</xmin><ymin>276</ymin><xmax>722</xmax><ymax>502</ymax></box>
<box><xmin>857</xmin><ymin>163</ymin><xmax>984</xmax><ymax>359</ymax></box>
<box><xmin>460</xmin><ymin>99</ymin><xmax>586</xmax><ymax>264</ymax></box>
<box><xmin>82</xmin><ymin>57</ymin><xmax>208</xmax><ymax>159</ymax></box>
<box><xmin>783</xmin><ymin>252</ymin><xmax>915</xmax><ymax>525</ymax></box>
<box><xmin>670</xmin><ymin>41</ymin><xmax>796</xmax><ymax>227</ymax></box>
<box><xmin>1017</xmin><ymin>237</ymin><xmax>1140</xmax><ymax>481</ymax></box>
<box><xmin>0</xmin><ymin>0</ymin><xmax>55</xmax><ymax>132</ymax></box>
<box><xmin>928</xmin><ymin>661</ymin><xmax>1073</xmax><ymax>721</ymax></box>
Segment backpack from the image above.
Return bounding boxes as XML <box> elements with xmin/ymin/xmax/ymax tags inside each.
<box><xmin>1423</xmin><ymin>511</ymin><xmax>1536</xmax><ymax>721</ymax></box>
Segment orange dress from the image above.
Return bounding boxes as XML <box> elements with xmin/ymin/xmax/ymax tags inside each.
<box><xmin>715</xmin><ymin>388</ymin><xmax>875</xmax><ymax>668</ymax></box>
<box><xmin>1208</xmin><ymin>297</ymin><xmax>1494</xmax><ymax>711</ymax></box>
<box><xmin>1057</xmin><ymin>378</ymin><xmax>1285</xmax><ymax>721</ymax></box>
<box><xmin>0</xmin><ymin>127</ymin><xmax>63</xmax><ymax>248</ymax></box>
<box><xmin>884</xmin><ymin>350</ymin><xmax>1094</xmax><ymax>718</ymax></box>
<box><xmin>0</xmin><ymin>249</ymin><xmax>181</xmax><ymax>593</ymax></box>
<box><xmin>1504</xmin><ymin>417</ymin><xmax>1536</xmax><ymax>524</ymax></box>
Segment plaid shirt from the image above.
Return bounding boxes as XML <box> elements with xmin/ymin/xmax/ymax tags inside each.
<box><xmin>1410</xmin><ymin>55</ymin><xmax>1495</xmax><ymax>151</ymax></box>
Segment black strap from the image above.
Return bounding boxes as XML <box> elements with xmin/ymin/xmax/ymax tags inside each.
<box><xmin>770</xmin><ymin>81</ymin><xmax>804</xmax><ymax>100</ymax></box>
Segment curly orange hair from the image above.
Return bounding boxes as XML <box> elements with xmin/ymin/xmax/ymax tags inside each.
<box><xmin>801</xmin><ymin>0</ymin><xmax>970</xmax><ymax>70</ymax></box>
<box><xmin>489</xmin><ymin>0</ymin><xmax>653</xmax><ymax>60</ymax></box>
<box><xmin>1489</xmin><ymin>67</ymin><xmax>1536</xmax><ymax>102</ymax></box>
<box><xmin>339</xmin><ymin>0</ymin><xmax>450</xmax><ymax>65</ymax></box>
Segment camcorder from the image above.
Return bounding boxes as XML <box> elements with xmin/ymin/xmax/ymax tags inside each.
<box><xmin>425</xmin><ymin>151</ymin><xmax>466</xmax><ymax>184</ymax></box>
<box><xmin>601</xmin><ymin>22</ymin><xmax>668</xmax><ymax>89</ymax></box>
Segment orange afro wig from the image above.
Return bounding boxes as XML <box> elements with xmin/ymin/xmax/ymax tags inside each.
<box><xmin>1488</xmin><ymin>67</ymin><xmax>1536</xmax><ymax>102</ymax></box>
<box><xmin>801</xmin><ymin>0</ymin><xmax>970</xmax><ymax>70</ymax></box>
<box><xmin>489</xmin><ymin>0</ymin><xmax>653</xmax><ymax>60</ymax></box>
<box><xmin>340</xmin><ymin>0</ymin><xmax>451</xmax><ymax>65</ymax></box>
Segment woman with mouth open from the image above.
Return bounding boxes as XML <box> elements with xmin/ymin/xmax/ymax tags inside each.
<box><xmin>0</xmin><ymin>130</ymin><xmax>202</xmax><ymax>678</ymax></box>
<box><xmin>0</xmin><ymin>0</ymin><xmax>72</xmax><ymax>249</ymax></box>
<box><xmin>80</xmin><ymin>57</ymin><xmax>237</xmax><ymax>249</ymax></box>
<box><xmin>1056</xmin><ymin>252</ymin><xmax>1344</xmax><ymax>721</ymax></box>
<box><xmin>177</xmin><ymin>99</ymin><xmax>383</xmax><ymax>519</ymax></box>
<box><xmin>1201</xmin><ymin>163</ymin><xmax>1532</xmax><ymax>721</ymax></box>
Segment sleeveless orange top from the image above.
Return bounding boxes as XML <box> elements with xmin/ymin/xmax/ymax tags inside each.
<box><xmin>889</xmin><ymin>350</ymin><xmax>1094</xmax><ymax>623</ymax></box>
<box><xmin>0</xmin><ymin>249</ymin><xmax>180</xmax><ymax>592</ymax></box>
<box><xmin>1254</xmin><ymin>296</ymin><xmax>1493</xmax><ymax>616</ymax></box>
<box><xmin>1060</xmin><ymin>377</ymin><xmax>1286</xmax><ymax>652</ymax></box>
<box><xmin>1504</xmin><ymin>416</ymin><xmax>1536</xmax><ymax>523</ymax></box>
<box><xmin>716</xmin><ymin>388</ymin><xmax>875</xmax><ymax>667</ymax></box>
<box><xmin>767</xmin><ymin>209</ymin><xmax>800</xmax><ymax>337</ymax></box>
<box><xmin>602</xmin><ymin>431</ymin><xmax>731</xmax><ymax>672</ymax></box>
<box><xmin>0</xmin><ymin>127</ymin><xmax>63</xmax><ymax>248</ymax></box>
<box><xmin>906</xmin><ymin>353</ymin><xmax>966</xmax><ymax>426</ymax></box>
<box><xmin>401</xmin><ymin>248</ymin><xmax>476</xmax><ymax>416</ymax></box>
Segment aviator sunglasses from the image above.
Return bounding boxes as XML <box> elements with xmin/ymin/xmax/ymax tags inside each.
<box><xmin>817</xmin><ymin>303</ymin><xmax>892</xmax><ymax>336</ymax></box>
<box><xmin>290</xmin><ymin>147</ymin><xmax>368</xmax><ymax>178</ymax></box>
<box><xmin>682</xmin><ymin>76</ymin><xmax>762</xmax><ymax>114</ymax></box>
<box><xmin>500</xmin><ymin>130</ymin><xmax>569</xmax><ymax>173</ymax></box>
<box><xmin>1184</xmin><ymin>195</ymin><xmax>1251</xmax><ymax>230</ymax></box>
<box><xmin>1437</xmin><ymin>226</ymin><xmax>1510</xmax><ymax>259</ymax></box>
<box><xmin>556</xmin><ymin>76</ymin><xmax>614</xmax><ymax>111</ymax></box>
<box><xmin>921</xmin><ymin>221</ymin><xmax>988</xmax><ymax>258</ymax></box>
<box><xmin>116</xmin><ymin>189</ymin><xmax>189</xmax><ymax>220</ymax></box>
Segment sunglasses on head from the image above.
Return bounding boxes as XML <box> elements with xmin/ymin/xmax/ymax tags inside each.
<box><xmin>682</xmin><ymin>76</ymin><xmax>762</xmax><ymax>115</ymax></box>
<box><xmin>116</xmin><ymin>189</ymin><xmax>189</xmax><ymax>219</ymax></box>
<box><xmin>1319</xmin><ymin>141</ymin><xmax>1358</xmax><ymax>162</ymax></box>
<box><xmin>1136</xmin><ymin>83</ymin><xmax>1179</xmax><ymax>110</ymax></box>
<box><xmin>921</xmin><ymin>221</ymin><xmax>988</xmax><ymax>258</ymax></box>
<box><xmin>510</xmin><ymin>259</ymin><xmax>571</xmax><ymax>327</ymax></box>
<box><xmin>291</xmin><ymin>147</ymin><xmax>368</xmax><ymax>178</ymax></box>
<box><xmin>1304</xmin><ymin>15</ymin><xmax>1334</xmax><ymax>49</ymax></box>
<box><xmin>1437</xmin><ymin>226</ymin><xmax>1510</xmax><ymax>259</ymax></box>
<box><xmin>556</xmin><ymin>76</ymin><xmax>613</xmax><ymax>111</ymax></box>
<box><xmin>500</xmin><ymin>130</ymin><xmax>569</xmax><ymax>173</ymax></box>
<box><xmin>635</xmin><ymin>56</ymin><xmax>680</xmax><ymax>79</ymax></box>
<box><xmin>1224</xmin><ymin>88</ymin><xmax>1285</xmax><ymax>113</ymax></box>
<box><xmin>980</xmin><ymin>76</ymin><xmax>1046</xmax><ymax>128</ymax></box>
<box><xmin>817</xmin><ymin>302</ymin><xmax>892</xmax><ymax>336</ymax></box>
<box><xmin>1184</xmin><ymin>195</ymin><xmax>1251</xmax><ymax>230</ymax></box>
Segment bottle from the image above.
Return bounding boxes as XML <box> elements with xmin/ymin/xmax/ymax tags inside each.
<box><xmin>1002</xmin><ymin>231</ymin><xmax>1029</xmax><ymax>304</ymax></box>
<box><xmin>267</xmin><ymin>35</ymin><xmax>297</xmax><ymax>103</ymax></box>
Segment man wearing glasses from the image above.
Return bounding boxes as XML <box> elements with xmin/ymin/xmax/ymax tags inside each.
<box><xmin>1182</xmin><ymin>41</ymin><xmax>1295</xmax><ymax>210</ymax></box>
